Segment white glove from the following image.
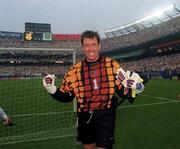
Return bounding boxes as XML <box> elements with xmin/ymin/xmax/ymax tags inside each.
<box><xmin>43</xmin><ymin>74</ymin><xmax>57</xmax><ymax>94</ymax></box>
<box><xmin>116</xmin><ymin>68</ymin><xmax>129</xmax><ymax>88</ymax></box>
<box><xmin>129</xmin><ymin>72</ymin><xmax>144</xmax><ymax>94</ymax></box>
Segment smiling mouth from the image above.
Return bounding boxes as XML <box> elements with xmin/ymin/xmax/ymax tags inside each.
<box><xmin>89</xmin><ymin>52</ymin><xmax>95</xmax><ymax>56</ymax></box>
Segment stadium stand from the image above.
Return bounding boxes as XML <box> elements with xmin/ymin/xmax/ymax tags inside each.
<box><xmin>101</xmin><ymin>16</ymin><xmax>180</xmax><ymax>51</ymax></box>
<box><xmin>101</xmin><ymin>5</ymin><xmax>180</xmax><ymax>51</ymax></box>
<box><xmin>100</xmin><ymin>5</ymin><xmax>180</xmax><ymax>80</ymax></box>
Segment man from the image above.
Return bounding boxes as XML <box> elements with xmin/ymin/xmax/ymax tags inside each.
<box><xmin>43</xmin><ymin>30</ymin><xmax>144</xmax><ymax>149</ymax></box>
<box><xmin>0</xmin><ymin>107</ymin><xmax>14</xmax><ymax>126</ymax></box>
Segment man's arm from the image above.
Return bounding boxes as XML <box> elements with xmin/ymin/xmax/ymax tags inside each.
<box><xmin>43</xmin><ymin>74</ymin><xmax>75</xmax><ymax>103</ymax></box>
<box><xmin>116</xmin><ymin>86</ymin><xmax>135</xmax><ymax>104</ymax></box>
<box><xmin>0</xmin><ymin>107</ymin><xmax>14</xmax><ymax>126</ymax></box>
<box><xmin>0</xmin><ymin>107</ymin><xmax>8</xmax><ymax>120</ymax></box>
<box><xmin>50</xmin><ymin>88</ymin><xmax>75</xmax><ymax>103</ymax></box>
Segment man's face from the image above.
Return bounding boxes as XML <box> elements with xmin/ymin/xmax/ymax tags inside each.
<box><xmin>82</xmin><ymin>37</ymin><xmax>100</xmax><ymax>62</ymax></box>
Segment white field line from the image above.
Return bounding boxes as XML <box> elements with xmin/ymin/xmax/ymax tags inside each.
<box><xmin>119</xmin><ymin>94</ymin><xmax>179</xmax><ymax>109</ymax></box>
<box><xmin>119</xmin><ymin>100</ymin><xmax>178</xmax><ymax>109</ymax></box>
<box><xmin>0</xmin><ymin>133</ymin><xmax>75</xmax><ymax>145</ymax></box>
<box><xmin>12</xmin><ymin>111</ymin><xmax>73</xmax><ymax>118</ymax></box>
<box><xmin>12</xmin><ymin>94</ymin><xmax>179</xmax><ymax>117</ymax></box>
<box><xmin>140</xmin><ymin>94</ymin><xmax>177</xmax><ymax>102</ymax></box>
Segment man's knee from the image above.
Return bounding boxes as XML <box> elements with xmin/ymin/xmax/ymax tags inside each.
<box><xmin>83</xmin><ymin>143</ymin><xmax>96</xmax><ymax>149</ymax></box>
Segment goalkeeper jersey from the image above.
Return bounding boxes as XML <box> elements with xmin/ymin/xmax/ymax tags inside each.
<box><xmin>60</xmin><ymin>56</ymin><xmax>123</xmax><ymax>112</ymax></box>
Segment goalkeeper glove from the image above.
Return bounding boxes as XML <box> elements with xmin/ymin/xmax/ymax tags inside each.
<box><xmin>129</xmin><ymin>72</ymin><xmax>144</xmax><ymax>97</ymax></box>
<box><xmin>116</xmin><ymin>68</ymin><xmax>129</xmax><ymax>88</ymax></box>
<box><xmin>116</xmin><ymin>68</ymin><xmax>136</xmax><ymax>91</ymax></box>
<box><xmin>43</xmin><ymin>74</ymin><xmax>57</xmax><ymax>94</ymax></box>
<box><xmin>116</xmin><ymin>68</ymin><xmax>144</xmax><ymax>98</ymax></box>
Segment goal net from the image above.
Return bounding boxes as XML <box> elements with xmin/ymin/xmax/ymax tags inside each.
<box><xmin>0</xmin><ymin>47</ymin><xmax>77</xmax><ymax>144</ymax></box>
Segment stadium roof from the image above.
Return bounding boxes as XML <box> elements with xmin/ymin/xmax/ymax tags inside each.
<box><xmin>104</xmin><ymin>4</ymin><xmax>180</xmax><ymax>38</ymax></box>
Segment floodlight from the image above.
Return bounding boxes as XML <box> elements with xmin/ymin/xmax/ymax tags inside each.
<box><xmin>152</xmin><ymin>4</ymin><xmax>174</xmax><ymax>18</ymax></box>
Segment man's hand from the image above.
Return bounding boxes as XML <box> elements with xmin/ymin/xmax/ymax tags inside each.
<box><xmin>129</xmin><ymin>72</ymin><xmax>144</xmax><ymax>97</ymax></box>
<box><xmin>116</xmin><ymin>68</ymin><xmax>129</xmax><ymax>88</ymax></box>
<box><xmin>3</xmin><ymin>117</ymin><xmax>14</xmax><ymax>127</ymax></box>
<box><xmin>116</xmin><ymin>68</ymin><xmax>145</xmax><ymax>98</ymax></box>
<box><xmin>129</xmin><ymin>72</ymin><xmax>144</xmax><ymax>90</ymax></box>
<box><xmin>43</xmin><ymin>74</ymin><xmax>57</xmax><ymax>94</ymax></box>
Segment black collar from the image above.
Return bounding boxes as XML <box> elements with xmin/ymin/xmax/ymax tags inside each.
<box><xmin>85</xmin><ymin>56</ymin><xmax>102</xmax><ymax>65</ymax></box>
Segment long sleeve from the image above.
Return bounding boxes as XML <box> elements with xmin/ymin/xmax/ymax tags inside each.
<box><xmin>0</xmin><ymin>107</ymin><xmax>8</xmax><ymax>120</ymax></box>
<box><xmin>50</xmin><ymin>88</ymin><xmax>75</xmax><ymax>103</ymax></box>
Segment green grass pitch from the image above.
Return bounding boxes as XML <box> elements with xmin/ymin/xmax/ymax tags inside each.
<box><xmin>0</xmin><ymin>78</ymin><xmax>180</xmax><ymax>149</ymax></box>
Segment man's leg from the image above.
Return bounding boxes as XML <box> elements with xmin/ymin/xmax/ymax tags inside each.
<box><xmin>96</xmin><ymin>108</ymin><xmax>116</xmax><ymax>149</ymax></box>
<box><xmin>77</xmin><ymin>112</ymin><xmax>96</xmax><ymax>149</ymax></box>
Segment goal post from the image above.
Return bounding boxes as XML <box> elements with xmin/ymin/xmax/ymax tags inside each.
<box><xmin>72</xmin><ymin>49</ymin><xmax>77</xmax><ymax>113</ymax></box>
<box><xmin>0</xmin><ymin>47</ymin><xmax>77</xmax><ymax>144</ymax></box>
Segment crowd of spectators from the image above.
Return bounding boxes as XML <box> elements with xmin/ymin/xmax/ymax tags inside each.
<box><xmin>0</xmin><ymin>38</ymin><xmax>81</xmax><ymax>50</ymax></box>
<box><xmin>101</xmin><ymin>16</ymin><xmax>180</xmax><ymax>51</ymax></box>
<box><xmin>1</xmin><ymin>16</ymin><xmax>179</xmax><ymax>52</ymax></box>
<box><xmin>0</xmin><ymin>16</ymin><xmax>180</xmax><ymax>54</ymax></box>
<box><xmin>0</xmin><ymin>65</ymin><xmax>71</xmax><ymax>79</ymax></box>
<box><xmin>0</xmin><ymin>51</ymin><xmax>179</xmax><ymax>79</ymax></box>
<box><xmin>0</xmin><ymin>15</ymin><xmax>180</xmax><ymax>79</ymax></box>
<box><xmin>0</xmin><ymin>49</ymin><xmax>74</xmax><ymax>79</ymax></box>
<box><xmin>121</xmin><ymin>53</ymin><xmax>180</xmax><ymax>72</ymax></box>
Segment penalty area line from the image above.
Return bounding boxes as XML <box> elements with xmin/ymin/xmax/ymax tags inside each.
<box><xmin>118</xmin><ymin>93</ymin><xmax>179</xmax><ymax>109</ymax></box>
<box><xmin>140</xmin><ymin>94</ymin><xmax>177</xmax><ymax>102</ymax></box>
<box><xmin>119</xmin><ymin>100</ymin><xmax>178</xmax><ymax>109</ymax></box>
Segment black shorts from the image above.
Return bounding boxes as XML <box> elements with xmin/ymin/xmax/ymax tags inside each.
<box><xmin>77</xmin><ymin>107</ymin><xmax>116</xmax><ymax>148</ymax></box>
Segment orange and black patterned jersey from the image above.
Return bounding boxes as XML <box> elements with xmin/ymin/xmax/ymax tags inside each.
<box><xmin>59</xmin><ymin>56</ymin><xmax>124</xmax><ymax>112</ymax></box>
